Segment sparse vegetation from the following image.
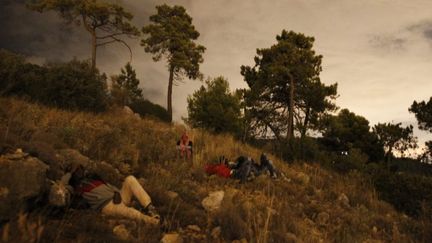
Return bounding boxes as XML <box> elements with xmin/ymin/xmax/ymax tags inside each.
<box><xmin>0</xmin><ymin>97</ymin><xmax>431</xmax><ymax>242</ymax></box>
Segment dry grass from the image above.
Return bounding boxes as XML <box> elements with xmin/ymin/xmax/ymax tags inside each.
<box><xmin>0</xmin><ymin>97</ymin><xmax>430</xmax><ymax>242</ymax></box>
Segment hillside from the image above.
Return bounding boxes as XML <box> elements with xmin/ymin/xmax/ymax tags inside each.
<box><xmin>0</xmin><ymin>98</ymin><xmax>428</xmax><ymax>242</ymax></box>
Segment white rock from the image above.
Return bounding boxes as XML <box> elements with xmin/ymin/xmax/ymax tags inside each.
<box><xmin>161</xmin><ymin>233</ymin><xmax>183</xmax><ymax>243</ymax></box>
<box><xmin>202</xmin><ymin>191</ymin><xmax>224</xmax><ymax>212</ymax></box>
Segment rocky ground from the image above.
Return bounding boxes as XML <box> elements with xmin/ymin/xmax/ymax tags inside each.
<box><xmin>0</xmin><ymin>98</ymin><xmax>429</xmax><ymax>242</ymax></box>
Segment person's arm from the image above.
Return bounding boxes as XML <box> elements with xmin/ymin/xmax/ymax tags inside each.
<box><xmin>60</xmin><ymin>172</ymin><xmax>75</xmax><ymax>194</ymax></box>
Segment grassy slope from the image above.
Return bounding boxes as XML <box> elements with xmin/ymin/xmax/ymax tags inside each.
<box><xmin>0</xmin><ymin>98</ymin><xmax>427</xmax><ymax>242</ymax></box>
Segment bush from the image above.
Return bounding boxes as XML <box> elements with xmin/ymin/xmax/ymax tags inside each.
<box><xmin>367</xmin><ymin>165</ymin><xmax>432</xmax><ymax>217</ymax></box>
<box><xmin>129</xmin><ymin>99</ymin><xmax>170</xmax><ymax>122</ymax></box>
<box><xmin>0</xmin><ymin>49</ymin><xmax>109</xmax><ymax>112</ymax></box>
<box><xmin>41</xmin><ymin>60</ymin><xmax>108</xmax><ymax>112</ymax></box>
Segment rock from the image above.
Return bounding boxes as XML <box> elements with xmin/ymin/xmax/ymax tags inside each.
<box><xmin>123</xmin><ymin>106</ymin><xmax>134</xmax><ymax>115</ymax></box>
<box><xmin>317</xmin><ymin>212</ymin><xmax>330</xmax><ymax>226</ymax></box>
<box><xmin>295</xmin><ymin>172</ymin><xmax>310</xmax><ymax>185</ymax></box>
<box><xmin>166</xmin><ymin>191</ymin><xmax>179</xmax><ymax>200</ymax></box>
<box><xmin>0</xmin><ymin>151</ymin><xmax>49</xmax><ymax>220</ymax></box>
<box><xmin>58</xmin><ymin>149</ymin><xmax>92</xmax><ymax>169</ymax></box>
<box><xmin>285</xmin><ymin>233</ymin><xmax>298</xmax><ymax>243</ymax></box>
<box><xmin>161</xmin><ymin>233</ymin><xmax>183</xmax><ymax>243</ymax></box>
<box><xmin>0</xmin><ymin>187</ymin><xmax>9</xmax><ymax>198</ymax></box>
<box><xmin>211</xmin><ymin>226</ymin><xmax>221</xmax><ymax>239</ymax></box>
<box><xmin>186</xmin><ymin>225</ymin><xmax>201</xmax><ymax>232</ymax></box>
<box><xmin>338</xmin><ymin>193</ymin><xmax>350</xmax><ymax>207</ymax></box>
<box><xmin>202</xmin><ymin>191</ymin><xmax>224</xmax><ymax>212</ymax></box>
<box><xmin>113</xmin><ymin>224</ymin><xmax>130</xmax><ymax>241</ymax></box>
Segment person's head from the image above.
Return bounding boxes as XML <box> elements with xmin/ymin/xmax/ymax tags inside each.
<box><xmin>260</xmin><ymin>153</ymin><xmax>267</xmax><ymax>162</ymax></box>
<box><xmin>70</xmin><ymin>163</ymin><xmax>85</xmax><ymax>181</ymax></box>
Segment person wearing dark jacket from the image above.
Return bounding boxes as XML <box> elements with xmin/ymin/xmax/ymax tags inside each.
<box><xmin>61</xmin><ymin>163</ymin><xmax>160</xmax><ymax>224</ymax></box>
<box><xmin>231</xmin><ymin>153</ymin><xmax>278</xmax><ymax>183</ymax></box>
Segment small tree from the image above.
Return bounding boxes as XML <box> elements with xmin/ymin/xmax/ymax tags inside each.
<box><xmin>141</xmin><ymin>4</ymin><xmax>206</xmax><ymax>121</ymax></box>
<box><xmin>111</xmin><ymin>62</ymin><xmax>143</xmax><ymax>106</ymax></box>
<box><xmin>322</xmin><ymin>109</ymin><xmax>384</xmax><ymax>162</ymax></box>
<box><xmin>410</xmin><ymin>97</ymin><xmax>432</xmax><ymax>160</ymax></box>
<box><xmin>29</xmin><ymin>0</ymin><xmax>140</xmax><ymax>69</ymax></box>
<box><xmin>241</xmin><ymin>30</ymin><xmax>330</xmax><ymax>142</ymax></box>
<box><xmin>187</xmin><ymin>77</ymin><xmax>242</xmax><ymax>135</ymax></box>
<box><xmin>373</xmin><ymin>122</ymin><xmax>417</xmax><ymax>162</ymax></box>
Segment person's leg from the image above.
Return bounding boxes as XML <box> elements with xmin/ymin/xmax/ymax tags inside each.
<box><xmin>265</xmin><ymin>160</ymin><xmax>278</xmax><ymax>178</ymax></box>
<box><xmin>102</xmin><ymin>201</ymin><xmax>159</xmax><ymax>224</ymax></box>
<box><xmin>237</xmin><ymin>161</ymin><xmax>252</xmax><ymax>183</ymax></box>
<box><xmin>120</xmin><ymin>175</ymin><xmax>152</xmax><ymax>207</ymax></box>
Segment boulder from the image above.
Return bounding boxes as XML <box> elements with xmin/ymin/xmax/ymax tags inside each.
<box><xmin>338</xmin><ymin>193</ymin><xmax>350</xmax><ymax>207</ymax></box>
<box><xmin>202</xmin><ymin>191</ymin><xmax>224</xmax><ymax>212</ymax></box>
<box><xmin>0</xmin><ymin>150</ymin><xmax>49</xmax><ymax>220</ymax></box>
<box><xmin>166</xmin><ymin>191</ymin><xmax>179</xmax><ymax>200</ymax></box>
<box><xmin>211</xmin><ymin>226</ymin><xmax>221</xmax><ymax>239</ymax></box>
<box><xmin>57</xmin><ymin>149</ymin><xmax>93</xmax><ymax>169</ymax></box>
<box><xmin>123</xmin><ymin>106</ymin><xmax>134</xmax><ymax>115</ymax></box>
<box><xmin>161</xmin><ymin>233</ymin><xmax>183</xmax><ymax>243</ymax></box>
<box><xmin>186</xmin><ymin>225</ymin><xmax>201</xmax><ymax>232</ymax></box>
<box><xmin>113</xmin><ymin>224</ymin><xmax>131</xmax><ymax>241</ymax></box>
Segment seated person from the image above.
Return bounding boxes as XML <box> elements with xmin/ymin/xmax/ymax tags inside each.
<box><xmin>61</xmin><ymin>163</ymin><xmax>160</xmax><ymax>225</ymax></box>
<box><xmin>177</xmin><ymin>131</ymin><xmax>192</xmax><ymax>159</ymax></box>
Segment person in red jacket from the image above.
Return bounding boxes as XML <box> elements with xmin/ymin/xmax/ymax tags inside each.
<box><xmin>178</xmin><ymin>130</ymin><xmax>192</xmax><ymax>159</ymax></box>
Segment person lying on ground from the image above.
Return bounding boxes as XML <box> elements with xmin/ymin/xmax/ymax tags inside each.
<box><xmin>205</xmin><ymin>153</ymin><xmax>279</xmax><ymax>183</ymax></box>
<box><xmin>60</xmin><ymin>163</ymin><xmax>160</xmax><ymax>225</ymax></box>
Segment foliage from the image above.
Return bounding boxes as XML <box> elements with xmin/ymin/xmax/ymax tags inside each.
<box><xmin>0</xmin><ymin>49</ymin><xmax>46</xmax><ymax>98</ymax></box>
<box><xmin>373</xmin><ymin>122</ymin><xmax>417</xmax><ymax>161</ymax></box>
<box><xmin>110</xmin><ymin>62</ymin><xmax>143</xmax><ymax>106</ymax></box>
<box><xmin>409</xmin><ymin>97</ymin><xmax>432</xmax><ymax>133</ymax></box>
<box><xmin>367</xmin><ymin>165</ymin><xmax>432</xmax><ymax>218</ymax></box>
<box><xmin>141</xmin><ymin>4</ymin><xmax>205</xmax><ymax>121</ymax></box>
<box><xmin>0</xmin><ymin>97</ymin><xmax>430</xmax><ymax>242</ymax></box>
<box><xmin>321</xmin><ymin>109</ymin><xmax>384</xmax><ymax>162</ymax></box>
<box><xmin>0</xmin><ymin>50</ymin><xmax>108</xmax><ymax>112</ymax></box>
<box><xmin>187</xmin><ymin>76</ymin><xmax>242</xmax><ymax>135</ymax></box>
<box><xmin>42</xmin><ymin>59</ymin><xmax>109</xmax><ymax>111</ymax></box>
<box><xmin>327</xmin><ymin>148</ymin><xmax>369</xmax><ymax>174</ymax></box>
<box><xmin>410</xmin><ymin>97</ymin><xmax>432</xmax><ymax>159</ymax></box>
<box><xmin>28</xmin><ymin>0</ymin><xmax>140</xmax><ymax>68</ymax></box>
<box><xmin>129</xmin><ymin>98</ymin><xmax>170</xmax><ymax>122</ymax></box>
<box><xmin>241</xmin><ymin>30</ymin><xmax>337</xmax><ymax>142</ymax></box>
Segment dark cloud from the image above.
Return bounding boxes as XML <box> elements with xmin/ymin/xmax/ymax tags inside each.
<box><xmin>406</xmin><ymin>20</ymin><xmax>432</xmax><ymax>41</ymax></box>
<box><xmin>369</xmin><ymin>34</ymin><xmax>407</xmax><ymax>52</ymax></box>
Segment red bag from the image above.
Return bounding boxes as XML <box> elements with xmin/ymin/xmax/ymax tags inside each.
<box><xmin>205</xmin><ymin>164</ymin><xmax>231</xmax><ymax>178</ymax></box>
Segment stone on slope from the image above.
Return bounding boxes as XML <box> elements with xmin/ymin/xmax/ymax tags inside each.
<box><xmin>0</xmin><ymin>149</ymin><xmax>49</xmax><ymax>220</ymax></box>
<box><xmin>202</xmin><ymin>190</ymin><xmax>225</xmax><ymax>212</ymax></box>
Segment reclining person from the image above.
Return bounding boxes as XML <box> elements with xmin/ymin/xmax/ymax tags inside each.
<box><xmin>61</xmin><ymin>163</ymin><xmax>160</xmax><ymax>225</ymax></box>
<box><xmin>231</xmin><ymin>153</ymin><xmax>279</xmax><ymax>183</ymax></box>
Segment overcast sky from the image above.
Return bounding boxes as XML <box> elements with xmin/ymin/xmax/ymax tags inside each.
<box><xmin>1</xmin><ymin>0</ymin><xmax>432</xmax><ymax>151</ymax></box>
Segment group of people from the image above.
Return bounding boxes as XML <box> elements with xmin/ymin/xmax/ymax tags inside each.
<box><xmin>205</xmin><ymin>153</ymin><xmax>280</xmax><ymax>183</ymax></box>
<box><xmin>53</xmin><ymin>130</ymin><xmax>280</xmax><ymax>227</ymax></box>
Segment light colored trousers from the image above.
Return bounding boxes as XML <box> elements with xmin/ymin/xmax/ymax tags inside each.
<box><xmin>101</xmin><ymin>176</ymin><xmax>159</xmax><ymax>224</ymax></box>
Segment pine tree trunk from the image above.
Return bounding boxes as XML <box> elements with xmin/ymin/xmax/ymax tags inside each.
<box><xmin>91</xmin><ymin>32</ymin><xmax>97</xmax><ymax>70</ymax></box>
<box><xmin>167</xmin><ymin>66</ymin><xmax>174</xmax><ymax>122</ymax></box>
<box><xmin>287</xmin><ymin>75</ymin><xmax>295</xmax><ymax>141</ymax></box>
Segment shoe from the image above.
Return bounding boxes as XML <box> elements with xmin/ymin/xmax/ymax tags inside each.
<box><xmin>145</xmin><ymin>204</ymin><xmax>160</xmax><ymax>220</ymax></box>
